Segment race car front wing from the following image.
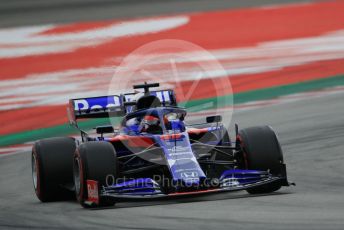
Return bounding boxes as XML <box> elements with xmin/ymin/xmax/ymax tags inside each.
<box><xmin>95</xmin><ymin>169</ymin><xmax>293</xmax><ymax>202</ymax></box>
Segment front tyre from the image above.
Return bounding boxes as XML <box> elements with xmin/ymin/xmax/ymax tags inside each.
<box><xmin>73</xmin><ymin>142</ymin><xmax>118</xmax><ymax>208</ymax></box>
<box><xmin>238</xmin><ymin>126</ymin><xmax>284</xmax><ymax>194</ymax></box>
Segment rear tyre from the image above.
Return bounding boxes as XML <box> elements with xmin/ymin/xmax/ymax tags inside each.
<box><xmin>32</xmin><ymin>137</ymin><xmax>76</xmax><ymax>202</ymax></box>
<box><xmin>238</xmin><ymin>126</ymin><xmax>284</xmax><ymax>194</ymax></box>
<box><xmin>74</xmin><ymin>142</ymin><xmax>118</xmax><ymax>208</ymax></box>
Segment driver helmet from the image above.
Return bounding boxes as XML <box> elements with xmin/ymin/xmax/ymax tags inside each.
<box><xmin>141</xmin><ymin>115</ymin><xmax>161</xmax><ymax>133</ymax></box>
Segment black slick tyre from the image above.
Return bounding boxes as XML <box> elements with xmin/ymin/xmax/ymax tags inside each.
<box><xmin>32</xmin><ymin>137</ymin><xmax>76</xmax><ymax>202</ymax></box>
<box><xmin>73</xmin><ymin>141</ymin><xmax>118</xmax><ymax>208</ymax></box>
<box><xmin>238</xmin><ymin>126</ymin><xmax>284</xmax><ymax>194</ymax></box>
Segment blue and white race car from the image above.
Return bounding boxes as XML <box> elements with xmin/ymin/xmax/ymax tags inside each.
<box><xmin>32</xmin><ymin>82</ymin><xmax>293</xmax><ymax>208</ymax></box>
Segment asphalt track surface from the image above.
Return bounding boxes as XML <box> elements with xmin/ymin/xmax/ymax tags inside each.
<box><xmin>1</xmin><ymin>90</ymin><xmax>344</xmax><ymax>229</ymax></box>
<box><xmin>1</xmin><ymin>0</ymin><xmax>344</xmax><ymax>230</ymax></box>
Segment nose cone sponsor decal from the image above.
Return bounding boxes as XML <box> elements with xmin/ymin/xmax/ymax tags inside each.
<box><xmin>157</xmin><ymin>133</ymin><xmax>206</xmax><ymax>185</ymax></box>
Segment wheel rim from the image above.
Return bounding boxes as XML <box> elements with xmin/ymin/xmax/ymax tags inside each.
<box><xmin>32</xmin><ymin>154</ymin><xmax>38</xmax><ymax>190</ymax></box>
<box><xmin>73</xmin><ymin>157</ymin><xmax>81</xmax><ymax>196</ymax></box>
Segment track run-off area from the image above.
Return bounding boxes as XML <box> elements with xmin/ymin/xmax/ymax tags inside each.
<box><xmin>0</xmin><ymin>0</ymin><xmax>344</xmax><ymax>229</ymax></box>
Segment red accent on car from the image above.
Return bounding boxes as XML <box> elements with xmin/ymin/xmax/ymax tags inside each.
<box><xmin>187</xmin><ymin>128</ymin><xmax>208</xmax><ymax>135</ymax></box>
<box><xmin>86</xmin><ymin>180</ymin><xmax>99</xmax><ymax>205</ymax></box>
<box><xmin>160</xmin><ymin>133</ymin><xmax>182</xmax><ymax>140</ymax></box>
<box><xmin>108</xmin><ymin>135</ymin><xmax>154</xmax><ymax>148</ymax></box>
<box><xmin>143</xmin><ymin>115</ymin><xmax>158</xmax><ymax>121</ymax></box>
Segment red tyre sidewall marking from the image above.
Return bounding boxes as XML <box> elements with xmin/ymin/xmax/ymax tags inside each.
<box><xmin>237</xmin><ymin>135</ymin><xmax>249</xmax><ymax>169</ymax></box>
<box><xmin>74</xmin><ymin>149</ymin><xmax>85</xmax><ymax>203</ymax></box>
<box><xmin>32</xmin><ymin>146</ymin><xmax>41</xmax><ymax>199</ymax></box>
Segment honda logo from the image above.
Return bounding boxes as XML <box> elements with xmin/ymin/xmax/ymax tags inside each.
<box><xmin>181</xmin><ymin>171</ymin><xmax>198</xmax><ymax>178</ymax></box>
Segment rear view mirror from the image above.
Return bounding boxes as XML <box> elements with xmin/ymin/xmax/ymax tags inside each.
<box><xmin>95</xmin><ymin>125</ymin><xmax>114</xmax><ymax>134</ymax></box>
<box><xmin>206</xmin><ymin>115</ymin><xmax>222</xmax><ymax>123</ymax></box>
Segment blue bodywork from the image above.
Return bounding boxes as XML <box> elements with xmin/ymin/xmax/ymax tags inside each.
<box><xmin>154</xmin><ymin>132</ymin><xmax>206</xmax><ymax>186</ymax></box>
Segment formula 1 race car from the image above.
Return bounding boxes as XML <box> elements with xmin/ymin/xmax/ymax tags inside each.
<box><xmin>32</xmin><ymin>82</ymin><xmax>293</xmax><ymax>208</ymax></box>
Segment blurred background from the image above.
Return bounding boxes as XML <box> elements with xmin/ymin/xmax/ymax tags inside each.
<box><xmin>0</xmin><ymin>0</ymin><xmax>344</xmax><ymax>229</ymax></box>
<box><xmin>1</xmin><ymin>0</ymin><xmax>343</xmax><ymax>150</ymax></box>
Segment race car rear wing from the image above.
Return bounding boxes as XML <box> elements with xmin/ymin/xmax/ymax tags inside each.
<box><xmin>68</xmin><ymin>89</ymin><xmax>177</xmax><ymax>125</ymax></box>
